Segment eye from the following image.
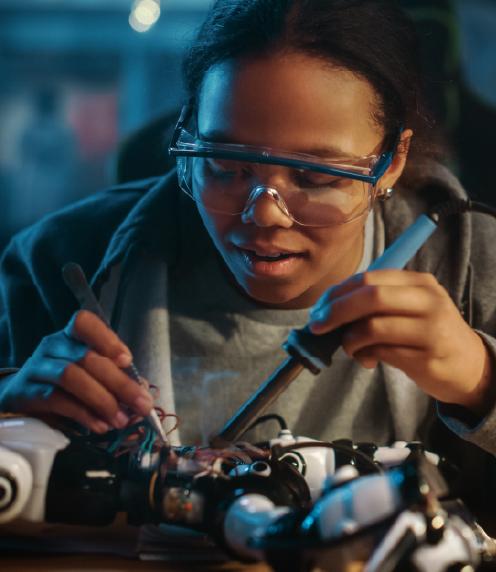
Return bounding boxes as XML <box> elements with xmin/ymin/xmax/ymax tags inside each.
<box><xmin>204</xmin><ymin>158</ymin><xmax>250</xmax><ymax>179</ymax></box>
<box><xmin>293</xmin><ymin>169</ymin><xmax>352</xmax><ymax>189</ymax></box>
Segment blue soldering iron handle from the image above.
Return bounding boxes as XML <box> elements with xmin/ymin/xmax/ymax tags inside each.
<box><xmin>367</xmin><ymin>214</ymin><xmax>438</xmax><ymax>271</ymax></box>
<box><xmin>284</xmin><ymin>214</ymin><xmax>438</xmax><ymax>371</ymax></box>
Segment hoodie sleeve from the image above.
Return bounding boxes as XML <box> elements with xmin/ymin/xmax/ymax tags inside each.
<box><xmin>0</xmin><ymin>230</ymin><xmax>77</xmax><ymax>370</ymax></box>
<box><xmin>437</xmin><ymin>210</ymin><xmax>496</xmax><ymax>455</ymax></box>
<box><xmin>0</xmin><ymin>181</ymin><xmax>150</xmax><ymax>370</ymax></box>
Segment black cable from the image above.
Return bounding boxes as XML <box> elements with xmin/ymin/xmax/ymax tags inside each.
<box><xmin>246</xmin><ymin>413</ymin><xmax>289</xmax><ymax>432</ymax></box>
<box><xmin>429</xmin><ymin>198</ymin><xmax>496</xmax><ymax>220</ymax></box>
<box><xmin>468</xmin><ymin>200</ymin><xmax>496</xmax><ymax>218</ymax></box>
<box><xmin>273</xmin><ymin>440</ymin><xmax>383</xmax><ymax>474</ymax></box>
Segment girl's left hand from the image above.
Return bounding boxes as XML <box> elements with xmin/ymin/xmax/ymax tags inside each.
<box><xmin>308</xmin><ymin>270</ymin><xmax>494</xmax><ymax>416</ymax></box>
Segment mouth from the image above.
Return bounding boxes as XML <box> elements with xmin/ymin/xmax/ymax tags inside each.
<box><xmin>234</xmin><ymin>245</ymin><xmax>307</xmax><ymax>277</ymax></box>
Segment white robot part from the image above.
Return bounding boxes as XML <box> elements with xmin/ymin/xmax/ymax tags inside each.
<box><xmin>0</xmin><ymin>445</ymin><xmax>33</xmax><ymax>524</ymax></box>
<box><xmin>0</xmin><ymin>417</ymin><xmax>69</xmax><ymax>522</ymax></box>
<box><xmin>364</xmin><ymin>511</ymin><xmax>427</xmax><ymax>572</ymax></box>
<box><xmin>411</xmin><ymin>515</ymin><xmax>481</xmax><ymax>572</ymax></box>
<box><xmin>223</xmin><ymin>494</ymin><xmax>290</xmax><ymax>561</ymax></box>
<box><xmin>270</xmin><ymin>431</ymin><xmax>335</xmax><ymax>501</ymax></box>
<box><xmin>307</xmin><ymin>472</ymin><xmax>402</xmax><ymax>541</ymax></box>
<box><xmin>365</xmin><ymin>510</ymin><xmax>481</xmax><ymax>572</ymax></box>
<box><xmin>228</xmin><ymin>461</ymin><xmax>272</xmax><ymax>478</ymax></box>
<box><xmin>324</xmin><ymin>464</ymin><xmax>360</xmax><ymax>489</ymax></box>
<box><xmin>375</xmin><ymin>442</ymin><xmax>440</xmax><ymax>467</ymax></box>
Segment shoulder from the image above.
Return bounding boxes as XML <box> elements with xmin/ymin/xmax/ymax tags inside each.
<box><xmin>380</xmin><ymin>160</ymin><xmax>476</xmax><ymax>301</ymax></box>
<box><xmin>12</xmin><ymin>177</ymin><xmax>158</xmax><ymax>255</ymax></box>
<box><xmin>382</xmin><ymin>159</ymin><xmax>496</xmax><ymax>319</ymax></box>
<box><xmin>383</xmin><ymin>160</ymin><xmax>467</xmax><ymax>226</ymax></box>
<box><xmin>0</xmin><ymin>174</ymin><xmax>182</xmax><ymax>362</ymax></box>
<box><xmin>6</xmin><ymin>173</ymin><xmax>179</xmax><ymax>269</ymax></box>
<box><xmin>0</xmin><ymin>173</ymin><xmax>182</xmax><ymax>324</ymax></box>
<box><xmin>380</xmin><ymin>159</ymin><xmax>468</xmax><ymax>266</ymax></box>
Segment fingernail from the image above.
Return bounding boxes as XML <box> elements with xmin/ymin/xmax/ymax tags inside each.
<box><xmin>139</xmin><ymin>386</ymin><xmax>153</xmax><ymax>401</ymax></box>
<box><xmin>115</xmin><ymin>352</ymin><xmax>132</xmax><ymax>368</ymax></box>
<box><xmin>135</xmin><ymin>395</ymin><xmax>153</xmax><ymax>415</ymax></box>
<box><xmin>361</xmin><ymin>359</ymin><xmax>377</xmax><ymax>370</ymax></box>
<box><xmin>93</xmin><ymin>421</ymin><xmax>110</xmax><ymax>434</ymax></box>
<box><xmin>112</xmin><ymin>411</ymin><xmax>129</xmax><ymax>429</ymax></box>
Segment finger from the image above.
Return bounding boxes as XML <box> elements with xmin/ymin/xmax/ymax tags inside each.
<box><xmin>65</xmin><ymin>310</ymin><xmax>132</xmax><ymax>367</ymax></box>
<box><xmin>78</xmin><ymin>351</ymin><xmax>153</xmax><ymax>417</ymax></box>
<box><xmin>352</xmin><ymin>349</ymin><xmax>378</xmax><ymax>369</ymax></box>
<box><xmin>25</xmin><ymin>353</ymin><xmax>153</xmax><ymax>424</ymax></box>
<box><xmin>27</xmin><ymin>358</ymin><xmax>128</xmax><ymax>428</ymax></box>
<box><xmin>349</xmin><ymin>269</ymin><xmax>442</xmax><ymax>293</ymax></box>
<box><xmin>57</xmin><ymin>361</ymin><xmax>134</xmax><ymax>429</ymax></box>
<box><xmin>352</xmin><ymin>344</ymin><xmax>423</xmax><ymax>370</ymax></box>
<box><xmin>341</xmin><ymin>315</ymin><xmax>430</xmax><ymax>356</ymax></box>
<box><xmin>310</xmin><ymin>272</ymin><xmax>366</xmax><ymax>314</ymax></box>
<box><xmin>310</xmin><ymin>270</ymin><xmax>441</xmax><ymax>317</ymax></box>
<box><xmin>309</xmin><ymin>283</ymin><xmax>442</xmax><ymax>334</ymax></box>
<box><xmin>25</xmin><ymin>388</ymin><xmax>110</xmax><ymax>434</ymax></box>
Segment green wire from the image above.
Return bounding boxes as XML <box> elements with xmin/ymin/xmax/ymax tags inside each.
<box><xmin>106</xmin><ymin>421</ymin><xmax>148</xmax><ymax>454</ymax></box>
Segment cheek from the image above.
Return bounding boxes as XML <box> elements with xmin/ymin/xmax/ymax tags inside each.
<box><xmin>310</xmin><ymin>218</ymin><xmax>365</xmax><ymax>259</ymax></box>
<box><xmin>196</xmin><ymin>205</ymin><xmax>233</xmax><ymax>251</ymax></box>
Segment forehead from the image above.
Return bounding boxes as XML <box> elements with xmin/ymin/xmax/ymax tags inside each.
<box><xmin>197</xmin><ymin>51</ymin><xmax>384</xmax><ymax>157</ymax></box>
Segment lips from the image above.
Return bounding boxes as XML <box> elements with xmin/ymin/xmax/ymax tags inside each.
<box><xmin>243</xmin><ymin>249</ymin><xmax>299</xmax><ymax>262</ymax></box>
<box><xmin>234</xmin><ymin>243</ymin><xmax>307</xmax><ymax>277</ymax></box>
<box><xmin>235</xmin><ymin>243</ymin><xmax>305</xmax><ymax>258</ymax></box>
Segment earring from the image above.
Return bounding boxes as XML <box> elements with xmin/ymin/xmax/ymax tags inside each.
<box><xmin>380</xmin><ymin>187</ymin><xmax>395</xmax><ymax>201</ymax></box>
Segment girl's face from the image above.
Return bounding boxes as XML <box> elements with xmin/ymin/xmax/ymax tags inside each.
<box><xmin>195</xmin><ymin>51</ymin><xmax>398</xmax><ymax>309</ymax></box>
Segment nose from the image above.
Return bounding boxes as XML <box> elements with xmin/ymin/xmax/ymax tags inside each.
<box><xmin>241</xmin><ymin>186</ymin><xmax>294</xmax><ymax>228</ymax></box>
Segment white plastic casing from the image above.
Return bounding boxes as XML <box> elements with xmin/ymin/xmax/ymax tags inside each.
<box><xmin>0</xmin><ymin>445</ymin><xmax>33</xmax><ymax>523</ymax></box>
<box><xmin>375</xmin><ymin>442</ymin><xmax>440</xmax><ymax>467</ymax></box>
<box><xmin>224</xmin><ymin>494</ymin><xmax>290</xmax><ymax>561</ymax></box>
<box><xmin>0</xmin><ymin>417</ymin><xmax>69</xmax><ymax>522</ymax></box>
<box><xmin>270</xmin><ymin>431</ymin><xmax>335</xmax><ymax>501</ymax></box>
<box><xmin>312</xmin><ymin>473</ymin><xmax>401</xmax><ymax>540</ymax></box>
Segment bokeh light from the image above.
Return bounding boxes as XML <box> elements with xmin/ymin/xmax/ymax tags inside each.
<box><xmin>129</xmin><ymin>0</ymin><xmax>161</xmax><ymax>33</ymax></box>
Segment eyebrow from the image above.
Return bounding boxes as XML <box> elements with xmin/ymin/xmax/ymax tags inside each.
<box><xmin>199</xmin><ymin>129</ymin><xmax>360</xmax><ymax>159</ymax></box>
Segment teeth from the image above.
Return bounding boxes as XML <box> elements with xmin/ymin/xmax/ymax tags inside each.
<box><xmin>257</xmin><ymin>252</ymin><xmax>284</xmax><ymax>258</ymax></box>
<box><xmin>240</xmin><ymin>247</ymin><xmax>300</xmax><ymax>261</ymax></box>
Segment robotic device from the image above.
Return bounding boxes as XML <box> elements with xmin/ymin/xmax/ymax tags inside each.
<box><xmin>1</xmin><ymin>415</ymin><xmax>496</xmax><ymax>572</ymax></box>
<box><xmin>2</xmin><ymin>199</ymin><xmax>496</xmax><ymax>571</ymax></box>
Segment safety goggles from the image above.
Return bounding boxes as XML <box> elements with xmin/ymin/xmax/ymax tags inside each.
<box><xmin>169</xmin><ymin>105</ymin><xmax>398</xmax><ymax>227</ymax></box>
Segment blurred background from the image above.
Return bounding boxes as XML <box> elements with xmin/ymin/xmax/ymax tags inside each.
<box><xmin>0</xmin><ymin>0</ymin><xmax>495</xmax><ymax>250</ymax></box>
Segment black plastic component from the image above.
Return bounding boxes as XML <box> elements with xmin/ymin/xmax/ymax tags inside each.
<box><xmin>331</xmin><ymin>439</ymin><xmax>358</xmax><ymax>470</ymax></box>
<box><xmin>45</xmin><ymin>441</ymin><xmax>121</xmax><ymax>526</ymax></box>
<box><xmin>356</xmin><ymin>442</ymin><xmax>379</xmax><ymax>458</ymax></box>
<box><xmin>406</xmin><ymin>441</ymin><xmax>425</xmax><ymax>453</ymax></box>
<box><xmin>284</xmin><ymin>325</ymin><xmax>346</xmax><ymax>372</ymax></box>
<box><xmin>120</xmin><ymin>475</ymin><xmax>156</xmax><ymax>526</ymax></box>
<box><xmin>426</xmin><ymin>512</ymin><xmax>445</xmax><ymax>545</ymax></box>
<box><xmin>0</xmin><ymin>469</ymin><xmax>17</xmax><ymax>514</ymax></box>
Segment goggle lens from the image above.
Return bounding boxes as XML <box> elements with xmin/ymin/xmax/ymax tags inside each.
<box><xmin>177</xmin><ymin>155</ymin><xmax>373</xmax><ymax>226</ymax></box>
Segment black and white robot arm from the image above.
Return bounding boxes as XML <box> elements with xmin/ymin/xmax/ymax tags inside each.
<box><xmin>1</xmin><ymin>416</ymin><xmax>494</xmax><ymax>572</ymax></box>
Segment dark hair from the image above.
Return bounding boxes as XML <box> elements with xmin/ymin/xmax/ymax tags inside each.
<box><xmin>183</xmin><ymin>0</ymin><xmax>446</xmax><ymax>168</ymax></box>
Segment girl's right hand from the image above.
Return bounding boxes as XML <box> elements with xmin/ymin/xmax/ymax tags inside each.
<box><xmin>0</xmin><ymin>310</ymin><xmax>154</xmax><ymax>433</ymax></box>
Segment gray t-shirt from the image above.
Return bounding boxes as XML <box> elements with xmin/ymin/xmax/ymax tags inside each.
<box><xmin>168</xmin><ymin>213</ymin><xmax>394</xmax><ymax>445</ymax></box>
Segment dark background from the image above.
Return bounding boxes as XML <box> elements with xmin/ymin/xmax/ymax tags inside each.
<box><xmin>0</xmin><ymin>0</ymin><xmax>495</xmax><ymax>251</ymax></box>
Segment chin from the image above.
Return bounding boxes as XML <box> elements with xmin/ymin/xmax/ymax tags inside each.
<box><xmin>241</xmin><ymin>278</ymin><xmax>310</xmax><ymax>309</ymax></box>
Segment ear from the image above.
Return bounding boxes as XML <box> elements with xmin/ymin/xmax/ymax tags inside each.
<box><xmin>376</xmin><ymin>129</ymin><xmax>413</xmax><ymax>193</ymax></box>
